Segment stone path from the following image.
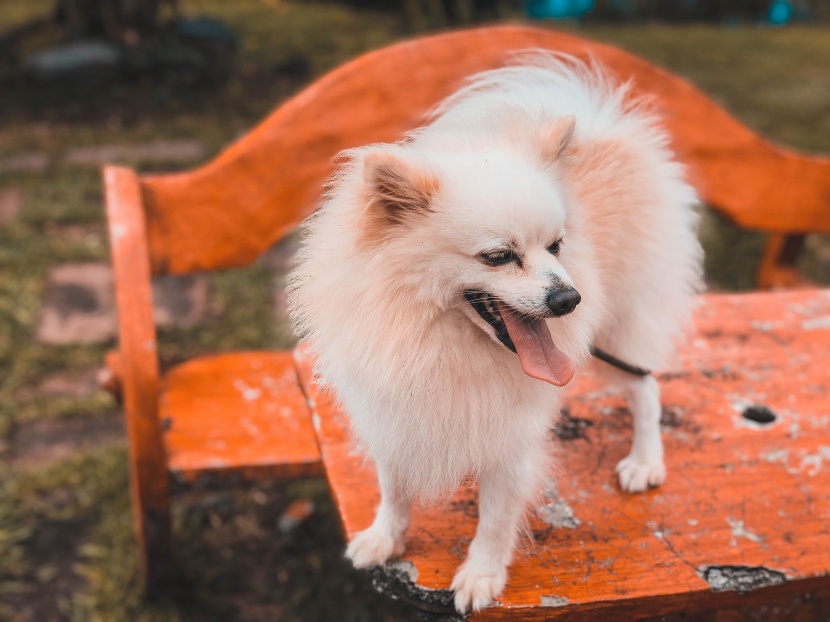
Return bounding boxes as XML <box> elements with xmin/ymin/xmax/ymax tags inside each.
<box><xmin>35</xmin><ymin>234</ymin><xmax>300</xmax><ymax>345</ymax></box>
<box><xmin>37</xmin><ymin>263</ymin><xmax>116</xmax><ymax>344</ymax></box>
<box><xmin>11</xmin><ymin>366</ymin><xmax>124</xmax><ymax>470</ymax></box>
<box><xmin>258</xmin><ymin>234</ymin><xmax>300</xmax><ymax>272</ymax></box>
<box><xmin>36</xmin><ymin>262</ymin><xmax>211</xmax><ymax>344</ymax></box>
<box><xmin>7</xmin><ymin>152</ymin><xmax>303</xmax><ymax>476</ymax></box>
<box><xmin>10</xmin><ymin>413</ymin><xmax>125</xmax><ymax>468</ymax></box>
<box><xmin>65</xmin><ymin>140</ymin><xmax>207</xmax><ymax>166</ymax></box>
<box><xmin>0</xmin><ymin>188</ymin><xmax>22</xmax><ymax>224</ymax></box>
<box><xmin>152</xmin><ymin>272</ymin><xmax>211</xmax><ymax>327</ymax></box>
<box><xmin>43</xmin><ymin>222</ymin><xmax>106</xmax><ymax>252</ymax></box>
<box><xmin>0</xmin><ymin>152</ymin><xmax>49</xmax><ymax>173</ymax></box>
<box><xmin>28</xmin><ymin>367</ymin><xmax>102</xmax><ymax>400</ymax></box>
<box><xmin>0</xmin><ymin>138</ymin><xmax>208</xmax><ymax>174</ymax></box>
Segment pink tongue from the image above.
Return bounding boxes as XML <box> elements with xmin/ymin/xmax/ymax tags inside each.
<box><xmin>496</xmin><ymin>301</ymin><xmax>575</xmax><ymax>386</ymax></box>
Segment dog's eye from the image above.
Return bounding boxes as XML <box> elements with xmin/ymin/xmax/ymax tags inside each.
<box><xmin>480</xmin><ymin>250</ymin><xmax>515</xmax><ymax>267</ymax></box>
<box><xmin>547</xmin><ymin>239</ymin><xmax>563</xmax><ymax>256</ymax></box>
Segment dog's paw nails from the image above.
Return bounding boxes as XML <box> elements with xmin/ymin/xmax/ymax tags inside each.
<box><xmin>451</xmin><ymin>560</ymin><xmax>506</xmax><ymax>614</ymax></box>
<box><xmin>345</xmin><ymin>526</ymin><xmax>405</xmax><ymax>569</ymax></box>
<box><xmin>616</xmin><ymin>455</ymin><xmax>666</xmax><ymax>493</ymax></box>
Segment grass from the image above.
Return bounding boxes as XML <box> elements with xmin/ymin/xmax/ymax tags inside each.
<box><xmin>580</xmin><ymin>25</ymin><xmax>830</xmax><ymax>152</ymax></box>
<box><xmin>0</xmin><ymin>1</ymin><xmax>829</xmax><ymax>620</ymax></box>
<box><xmin>3</xmin><ymin>447</ymin><xmax>412</xmax><ymax>621</ymax></box>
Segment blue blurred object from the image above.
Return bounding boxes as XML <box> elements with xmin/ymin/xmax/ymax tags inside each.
<box><xmin>172</xmin><ymin>17</ymin><xmax>238</xmax><ymax>48</ymax></box>
<box><xmin>608</xmin><ymin>0</ymin><xmax>637</xmax><ymax>20</ymax></box>
<box><xmin>768</xmin><ymin>0</ymin><xmax>793</xmax><ymax>25</ymax></box>
<box><xmin>526</xmin><ymin>0</ymin><xmax>594</xmax><ymax>20</ymax></box>
<box><xmin>23</xmin><ymin>41</ymin><xmax>122</xmax><ymax>84</ymax></box>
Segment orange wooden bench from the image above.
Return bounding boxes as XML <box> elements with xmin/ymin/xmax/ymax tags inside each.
<box><xmin>102</xmin><ymin>25</ymin><xmax>830</xmax><ymax>619</ymax></box>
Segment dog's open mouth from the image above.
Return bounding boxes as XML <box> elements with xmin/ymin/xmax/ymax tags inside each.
<box><xmin>464</xmin><ymin>291</ymin><xmax>516</xmax><ymax>352</ymax></box>
<box><xmin>464</xmin><ymin>291</ymin><xmax>575</xmax><ymax>387</ymax></box>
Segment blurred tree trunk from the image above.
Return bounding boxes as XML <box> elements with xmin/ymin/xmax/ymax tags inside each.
<box><xmin>1</xmin><ymin>0</ymin><xmax>178</xmax><ymax>56</ymax></box>
<box><xmin>57</xmin><ymin>0</ymin><xmax>177</xmax><ymax>42</ymax></box>
<box><xmin>401</xmin><ymin>0</ymin><xmax>514</xmax><ymax>30</ymax></box>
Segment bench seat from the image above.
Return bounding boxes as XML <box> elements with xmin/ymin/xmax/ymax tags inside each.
<box><xmin>159</xmin><ymin>351</ymin><xmax>322</xmax><ymax>482</ymax></box>
<box><xmin>295</xmin><ymin>289</ymin><xmax>830</xmax><ymax>620</ymax></box>
<box><xmin>101</xmin><ymin>24</ymin><xmax>830</xmax><ymax>604</ymax></box>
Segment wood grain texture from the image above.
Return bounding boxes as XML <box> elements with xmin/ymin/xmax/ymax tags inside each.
<box><xmin>140</xmin><ymin>25</ymin><xmax>830</xmax><ymax>277</ymax></box>
<box><xmin>296</xmin><ymin>289</ymin><xmax>830</xmax><ymax>620</ymax></box>
<box><xmin>159</xmin><ymin>352</ymin><xmax>323</xmax><ymax>482</ymax></box>
<box><xmin>103</xmin><ymin>165</ymin><xmax>172</xmax><ymax>590</ymax></box>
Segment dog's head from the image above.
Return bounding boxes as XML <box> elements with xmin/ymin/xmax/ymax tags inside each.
<box><xmin>357</xmin><ymin>116</ymin><xmax>580</xmax><ymax>386</ymax></box>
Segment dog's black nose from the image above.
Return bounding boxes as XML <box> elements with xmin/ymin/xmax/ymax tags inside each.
<box><xmin>546</xmin><ymin>287</ymin><xmax>581</xmax><ymax>317</ymax></box>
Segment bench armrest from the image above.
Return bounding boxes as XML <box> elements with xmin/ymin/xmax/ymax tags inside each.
<box><xmin>103</xmin><ymin>165</ymin><xmax>172</xmax><ymax>586</ymax></box>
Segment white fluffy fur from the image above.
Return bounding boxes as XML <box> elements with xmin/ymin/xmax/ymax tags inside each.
<box><xmin>288</xmin><ymin>52</ymin><xmax>703</xmax><ymax>613</ymax></box>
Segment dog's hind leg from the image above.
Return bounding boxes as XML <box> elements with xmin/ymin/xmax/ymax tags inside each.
<box><xmin>604</xmin><ymin>369</ymin><xmax>666</xmax><ymax>493</ymax></box>
<box><xmin>346</xmin><ymin>468</ymin><xmax>412</xmax><ymax>568</ymax></box>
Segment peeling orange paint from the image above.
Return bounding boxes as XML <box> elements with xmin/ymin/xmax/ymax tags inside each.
<box><xmin>103</xmin><ymin>25</ymin><xmax>830</xmax><ymax>604</ymax></box>
<box><xmin>296</xmin><ymin>289</ymin><xmax>830</xmax><ymax>619</ymax></box>
<box><xmin>160</xmin><ymin>352</ymin><xmax>322</xmax><ymax>481</ymax></box>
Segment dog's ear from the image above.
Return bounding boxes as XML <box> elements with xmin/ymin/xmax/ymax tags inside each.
<box><xmin>539</xmin><ymin>116</ymin><xmax>576</xmax><ymax>167</ymax></box>
<box><xmin>363</xmin><ymin>150</ymin><xmax>439</xmax><ymax>226</ymax></box>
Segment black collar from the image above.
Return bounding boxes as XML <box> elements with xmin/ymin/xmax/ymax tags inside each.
<box><xmin>590</xmin><ymin>346</ymin><xmax>651</xmax><ymax>377</ymax></box>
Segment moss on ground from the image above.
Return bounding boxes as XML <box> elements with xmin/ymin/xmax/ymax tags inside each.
<box><xmin>3</xmin><ymin>447</ymin><xmax>416</xmax><ymax>621</ymax></box>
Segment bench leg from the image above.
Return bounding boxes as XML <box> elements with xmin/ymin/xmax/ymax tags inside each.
<box><xmin>757</xmin><ymin>233</ymin><xmax>806</xmax><ymax>289</ymax></box>
<box><xmin>128</xmin><ymin>446</ymin><xmax>174</xmax><ymax>594</ymax></box>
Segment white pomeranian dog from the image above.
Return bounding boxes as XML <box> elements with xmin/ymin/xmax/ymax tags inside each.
<box><xmin>289</xmin><ymin>52</ymin><xmax>702</xmax><ymax>613</ymax></box>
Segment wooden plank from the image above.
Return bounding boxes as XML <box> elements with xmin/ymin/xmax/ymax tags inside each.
<box><xmin>141</xmin><ymin>25</ymin><xmax>830</xmax><ymax>276</ymax></box>
<box><xmin>296</xmin><ymin>289</ymin><xmax>830</xmax><ymax>620</ymax></box>
<box><xmin>103</xmin><ymin>166</ymin><xmax>172</xmax><ymax>590</ymax></box>
<box><xmin>160</xmin><ymin>352</ymin><xmax>323</xmax><ymax>482</ymax></box>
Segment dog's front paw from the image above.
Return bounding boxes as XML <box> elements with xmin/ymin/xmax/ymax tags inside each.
<box><xmin>346</xmin><ymin>525</ymin><xmax>406</xmax><ymax>569</ymax></box>
<box><xmin>616</xmin><ymin>454</ymin><xmax>666</xmax><ymax>492</ymax></box>
<box><xmin>451</xmin><ymin>558</ymin><xmax>507</xmax><ymax>614</ymax></box>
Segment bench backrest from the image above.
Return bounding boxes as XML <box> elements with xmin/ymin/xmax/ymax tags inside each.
<box><xmin>139</xmin><ymin>25</ymin><xmax>830</xmax><ymax>276</ymax></box>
